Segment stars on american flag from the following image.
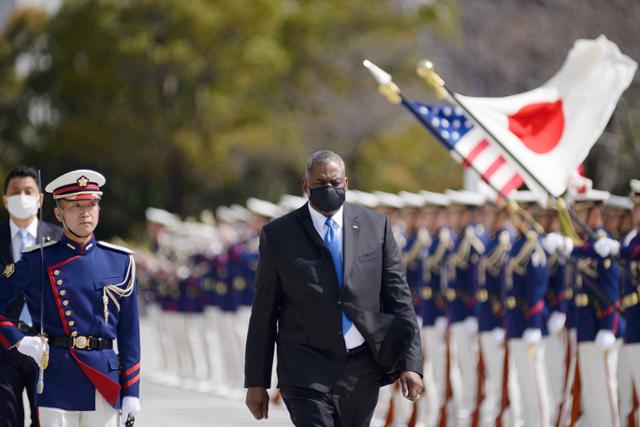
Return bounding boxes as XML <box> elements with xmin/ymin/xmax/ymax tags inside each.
<box><xmin>415</xmin><ymin>104</ymin><xmax>473</xmax><ymax>145</ymax></box>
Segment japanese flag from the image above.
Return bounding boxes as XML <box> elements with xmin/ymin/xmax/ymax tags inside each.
<box><xmin>454</xmin><ymin>35</ymin><xmax>637</xmax><ymax>197</ymax></box>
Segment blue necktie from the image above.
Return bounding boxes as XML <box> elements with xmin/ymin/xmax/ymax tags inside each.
<box><xmin>16</xmin><ymin>230</ymin><xmax>33</xmax><ymax>327</ymax></box>
<box><xmin>324</xmin><ymin>218</ymin><xmax>352</xmax><ymax>334</ymax></box>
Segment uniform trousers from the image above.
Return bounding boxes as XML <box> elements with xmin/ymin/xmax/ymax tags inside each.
<box><xmin>0</xmin><ymin>346</ymin><xmax>39</xmax><ymax>427</ymax></box>
<box><xmin>415</xmin><ymin>325</ymin><xmax>447</xmax><ymax>427</ymax></box>
<box><xmin>280</xmin><ymin>347</ymin><xmax>384</xmax><ymax>427</ymax></box>
<box><xmin>449</xmin><ymin>321</ymin><xmax>478</xmax><ymax>427</ymax></box>
<box><xmin>508</xmin><ymin>338</ymin><xmax>550</xmax><ymax>427</ymax></box>
<box><xmin>479</xmin><ymin>331</ymin><xmax>505</xmax><ymax>427</ymax></box>
<box><xmin>578</xmin><ymin>341</ymin><xmax>620</xmax><ymax>427</ymax></box>
<box><xmin>38</xmin><ymin>393</ymin><xmax>118</xmax><ymax>427</ymax></box>
<box><xmin>543</xmin><ymin>332</ymin><xmax>567</xmax><ymax>423</ymax></box>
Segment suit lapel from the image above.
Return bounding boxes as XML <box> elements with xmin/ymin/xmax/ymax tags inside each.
<box><xmin>343</xmin><ymin>203</ymin><xmax>359</xmax><ymax>284</ymax></box>
<box><xmin>0</xmin><ymin>221</ymin><xmax>12</xmax><ymax>266</ymax></box>
<box><xmin>297</xmin><ymin>203</ymin><xmax>327</xmax><ymax>250</ymax></box>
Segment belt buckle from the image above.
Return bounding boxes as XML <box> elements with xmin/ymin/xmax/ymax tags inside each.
<box><xmin>74</xmin><ymin>336</ymin><xmax>89</xmax><ymax>350</ymax></box>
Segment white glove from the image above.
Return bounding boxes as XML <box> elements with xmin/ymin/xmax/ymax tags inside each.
<box><xmin>491</xmin><ymin>327</ymin><xmax>505</xmax><ymax>344</ymax></box>
<box><xmin>522</xmin><ymin>328</ymin><xmax>542</xmax><ymax>344</ymax></box>
<box><xmin>547</xmin><ymin>311</ymin><xmax>566</xmax><ymax>336</ymax></box>
<box><xmin>121</xmin><ymin>396</ymin><xmax>140</xmax><ymax>424</ymax></box>
<box><xmin>542</xmin><ymin>232</ymin><xmax>562</xmax><ymax>254</ymax></box>
<box><xmin>463</xmin><ymin>317</ymin><xmax>478</xmax><ymax>335</ymax></box>
<box><xmin>594</xmin><ymin>237</ymin><xmax>620</xmax><ymax>258</ymax></box>
<box><xmin>16</xmin><ymin>336</ymin><xmax>48</xmax><ymax>368</ymax></box>
<box><xmin>594</xmin><ymin>330</ymin><xmax>616</xmax><ymax>350</ymax></box>
<box><xmin>434</xmin><ymin>316</ymin><xmax>448</xmax><ymax>337</ymax></box>
<box><xmin>560</xmin><ymin>237</ymin><xmax>574</xmax><ymax>257</ymax></box>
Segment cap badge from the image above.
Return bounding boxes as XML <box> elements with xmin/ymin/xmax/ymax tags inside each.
<box><xmin>77</xmin><ymin>176</ymin><xmax>89</xmax><ymax>187</ymax></box>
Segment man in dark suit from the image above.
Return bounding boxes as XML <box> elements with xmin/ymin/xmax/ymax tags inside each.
<box><xmin>0</xmin><ymin>165</ymin><xmax>62</xmax><ymax>427</ymax></box>
<box><xmin>244</xmin><ymin>150</ymin><xmax>424</xmax><ymax>426</ymax></box>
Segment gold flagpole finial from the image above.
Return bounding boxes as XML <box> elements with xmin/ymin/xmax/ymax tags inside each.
<box><xmin>363</xmin><ymin>59</ymin><xmax>401</xmax><ymax>104</ymax></box>
<box><xmin>416</xmin><ymin>60</ymin><xmax>446</xmax><ymax>100</ymax></box>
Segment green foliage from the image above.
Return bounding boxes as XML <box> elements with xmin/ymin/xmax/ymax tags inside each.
<box><xmin>353</xmin><ymin>124</ymin><xmax>462</xmax><ymax>192</ymax></box>
<box><xmin>0</xmin><ymin>0</ymin><xmax>446</xmax><ymax>237</ymax></box>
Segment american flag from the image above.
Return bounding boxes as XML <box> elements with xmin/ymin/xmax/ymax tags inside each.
<box><xmin>401</xmin><ymin>99</ymin><xmax>524</xmax><ymax>198</ymax></box>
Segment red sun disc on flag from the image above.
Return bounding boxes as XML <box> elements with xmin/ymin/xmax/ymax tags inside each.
<box><xmin>507</xmin><ymin>100</ymin><xmax>564</xmax><ymax>154</ymax></box>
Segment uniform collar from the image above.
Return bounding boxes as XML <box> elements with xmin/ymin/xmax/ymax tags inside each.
<box><xmin>60</xmin><ymin>233</ymin><xmax>97</xmax><ymax>255</ymax></box>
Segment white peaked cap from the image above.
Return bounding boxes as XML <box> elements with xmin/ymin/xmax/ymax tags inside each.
<box><xmin>279</xmin><ymin>194</ymin><xmax>307</xmax><ymax>212</ymax></box>
<box><xmin>230</xmin><ymin>204</ymin><xmax>251</xmax><ymax>223</ymax></box>
<box><xmin>374</xmin><ymin>191</ymin><xmax>405</xmax><ymax>209</ymax></box>
<box><xmin>572</xmin><ymin>189</ymin><xmax>610</xmax><ymax>203</ymax></box>
<box><xmin>246</xmin><ymin>197</ymin><xmax>282</xmax><ymax>219</ymax></box>
<box><xmin>216</xmin><ymin>205</ymin><xmax>237</xmax><ymax>223</ymax></box>
<box><xmin>605</xmin><ymin>194</ymin><xmax>632</xmax><ymax>210</ymax></box>
<box><xmin>348</xmin><ymin>190</ymin><xmax>379</xmax><ymax>209</ymax></box>
<box><xmin>419</xmin><ymin>190</ymin><xmax>450</xmax><ymax>207</ymax></box>
<box><xmin>444</xmin><ymin>189</ymin><xmax>486</xmax><ymax>207</ymax></box>
<box><xmin>45</xmin><ymin>169</ymin><xmax>105</xmax><ymax>200</ymax></box>
<box><xmin>509</xmin><ymin>190</ymin><xmax>539</xmax><ymax>205</ymax></box>
<box><xmin>399</xmin><ymin>191</ymin><xmax>426</xmax><ymax>208</ymax></box>
<box><xmin>145</xmin><ymin>207</ymin><xmax>180</xmax><ymax>227</ymax></box>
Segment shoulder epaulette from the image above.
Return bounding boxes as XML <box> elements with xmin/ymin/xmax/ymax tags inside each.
<box><xmin>22</xmin><ymin>240</ymin><xmax>57</xmax><ymax>253</ymax></box>
<box><xmin>97</xmin><ymin>241</ymin><xmax>135</xmax><ymax>255</ymax></box>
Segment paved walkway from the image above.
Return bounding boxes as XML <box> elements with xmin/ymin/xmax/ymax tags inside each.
<box><xmin>135</xmin><ymin>381</ymin><xmax>291</xmax><ymax>427</ymax></box>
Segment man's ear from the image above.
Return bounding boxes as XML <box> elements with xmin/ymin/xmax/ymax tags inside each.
<box><xmin>344</xmin><ymin>177</ymin><xmax>349</xmax><ymax>191</ymax></box>
<box><xmin>301</xmin><ymin>177</ymin><xmax>309</xmax><ymax>195</ymax></box>
<box><xmin>53</xmin><ymin>206</ymin><xmax>63</xmax><ymax>223</ymax></box>
<box><xmin>2</xmin><ymin>196</ymin><xmax>7</xmax><ymax>211</ymax></box>
<box><xmin>37</xmin><ymin>193</ymin><xmax>44</xmax><ymax>208</ymax></box>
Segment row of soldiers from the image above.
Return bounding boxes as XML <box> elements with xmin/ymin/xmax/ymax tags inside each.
<box><xmin>375</xmin><ymin>184</ymin><xmax>639</xmax><ymax>427</ymax></box>
<box><xmin>134</xmin><ymin>183</ymin><xmax>640</xmax><ymax>427</ymax></box>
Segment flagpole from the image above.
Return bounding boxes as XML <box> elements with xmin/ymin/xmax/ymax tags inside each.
<box><xmin>415</xmin><ymin>60</ymin><xmax>598</xmax><ymax>242</ymax></box>
<box><xmin>362</xmin><ymin>60</ymin><xmax>542</xmax><ymax>234</ymax></box>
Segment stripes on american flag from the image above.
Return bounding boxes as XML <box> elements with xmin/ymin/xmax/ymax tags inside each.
<box><xmin>401</xmin><ymin>100</ymin><xmax>523</xmax><ymax>198</ymax></box>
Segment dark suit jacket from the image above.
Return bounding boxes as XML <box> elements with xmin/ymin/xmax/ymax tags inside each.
<box><xmin>244</xmin><ymin>202</ymin><xmax>422</xmax><ymax>391</ymax></box>
<box><xmin>0</xmin><ymin>220</ymin><xmax>63</xmax><ymax>322</ymax></box>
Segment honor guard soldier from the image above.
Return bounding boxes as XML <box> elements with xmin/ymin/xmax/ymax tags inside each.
<box><xmin>605</xmin><ymin>193</ymin><xmax>636</xmax><ymax>426</ymax></box>
<box><xmin>538</xmin><ymin>200</ymin><xmax>573</xmax><ymax>423</ymax></box>
<box><xmin>416</xmin><ymin>191</ymin><xmax>452</xmax><ymax>427</ymax></box>
<box><xmin>238</xmin><ymin>198</ymin><xmax>281</xmax><ymax>398</ymax></box>
<box><xmin>374</xmin><ymin>191</ymin><xmax>407</xmax><ymax>249</ymax></box>
<box><xmin>476</xmin><ymin>197</ymin><xmax>512</xmax><ymax>426</ymax></box>
<box><xmin>571</xmin><ymin>189</ymin><xmax>622</xmax><ymax>427</ymax></box>
<box><xmin>398</xmin><ymin>191</ymin><xmax>430</xmax><ymax>315</ymax></box>
<box><xmin>0</xmin><ymin>169</ymin><xmax>140</xmax><ymax>426</ymax></box>
<box><xmin>620</xmin><ymin>180</ymin><xmax>640</xmax><ymax>424</ymax></box>
<box><xmin>394</xmin><ymin>191</ymin><xmax>430</xmax><ymax>426</ymax></box>
<box><xmin>444</xmin><ymin>189</ymin><xmax>487</xmax><ymax>427</ymax></box>
<box><xmin>504</xmin><ymin>191</ymin><xmax>551</xmax><ymax>427</ymax></box>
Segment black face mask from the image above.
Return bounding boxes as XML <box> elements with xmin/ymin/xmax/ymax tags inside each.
<box><xmin>309</xmin><ymin>186</ymin><xmax>346</xmax><ymax>213</ymax></box>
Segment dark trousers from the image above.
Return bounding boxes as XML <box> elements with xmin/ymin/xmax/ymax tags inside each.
<box><xmin>280</xmin><ymin>348</ymin><xmax>383</xmax><ymax>427</ymax></box>
<box><xmin>0</xmin><ymin>348</ymin><xmax>38</xmax><ymax>427</ymax></box>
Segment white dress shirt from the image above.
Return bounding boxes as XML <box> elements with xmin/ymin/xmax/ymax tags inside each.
<box><xmin>308</xmin><ymin>203</ymin><xmax>365</xmax><ymax>349</ymax></box>
<box><xmin>10</xmin><ymin>218</ymin><xmax>38</xmax><ymax>325</ymax></box>
<box><xmin>10</xmin><ymin>218</ymin><xmax>38</xmax><ymax>262</ymax></box>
